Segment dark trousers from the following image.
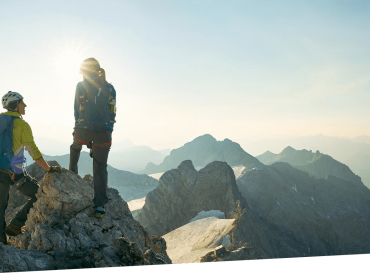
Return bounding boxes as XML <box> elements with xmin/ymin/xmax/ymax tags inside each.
<box><xmin>0</xmin><ymin>171</ymin><xmax>39</xmax><ymax>243</ymax></box>
<box><xmin>69</xmin><ymin>128</ymin><xmax>111</xmax><ymax>207</ymax></box>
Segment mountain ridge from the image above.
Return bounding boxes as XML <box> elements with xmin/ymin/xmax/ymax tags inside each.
<box><xmin>144</xmin><ymin>134</ymin><xmax>263</xmax><ymax>174</ymax></box>
<box><xmin>257</xmin><ymin>146</ymin><xmax>365</xmax><ymax>187</ymax></box>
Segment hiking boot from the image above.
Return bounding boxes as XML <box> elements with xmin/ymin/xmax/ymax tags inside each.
<box><xmin>5</xmin><ymin>224</ymin><xmax>22</xmax><ymax>237</ymax></box>
<box><xmin>95</xmin><ymin>206</ymin><xmax>106</xmax><ymax>218</ymax></box>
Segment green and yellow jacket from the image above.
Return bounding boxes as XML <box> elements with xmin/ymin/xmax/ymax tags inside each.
<box><xmin>0</xmin><ymin>111</ymin><xmax>42</xmax><ymax>161</ymax></box>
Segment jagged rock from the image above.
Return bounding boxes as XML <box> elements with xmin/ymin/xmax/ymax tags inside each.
<box><xmin>144</xmin><ymin>134</ymin><xmax>263</xmax><ymax>174</ymax></box>
<box><xmin>1</xmin><ymin>168</ymin><xmax>171</xmax><ymax>271</ymax></box>
<box><xmin>200</xmin><ymin>243</ymin><xmax>259</xmax><ymax>262</ymax></box>
<box><xmin>28</xmin><ymin>160</ymin><xmax>61</xmax><ymax>182</ymax></box>
<box><xmin>137</xmin><ymin>160</ymin><xmax>245</xmax><ymax>236</ymax></box>
<box><xmin>200</xmin><ymin>245</ymin><xmax>228</xmax><ymax>262</ymax></box>
<box><xmin>0</xmin><ymin>243</ymin><xmax>55</xmax><ymax>272</ymax></box>
<box><xmin>83</xmin><ymin>174</ymin><xmax>93</xmax><ymax>185</ymax></box>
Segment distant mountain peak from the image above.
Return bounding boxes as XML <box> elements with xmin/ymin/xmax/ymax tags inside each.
<box><xmin>193</xmin><ymin>134</ymin><xmax>216</xmax><ymax>141</ymax></box>
<box><xmin>145</xmin><ymin>134</ymin><xmax>262</xmax><ymax>174</ymax></box>
<box><xmin>281</xmin><ymin>146</ymin><xmax>296</xmax><ymax>154</ymax></box>
<box><xmin>186</xmin><ymin>134</ymin><xmax>218</xmax><ymax>148</ymax></box>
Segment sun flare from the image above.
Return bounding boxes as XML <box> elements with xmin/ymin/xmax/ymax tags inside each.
<box><xmin>49</xmin><ymin>39</ymin><xmax>89</xmax><ymax>77</ymax></box>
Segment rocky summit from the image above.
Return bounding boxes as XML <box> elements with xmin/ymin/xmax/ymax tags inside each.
<box><xmin>144</xmin><ymin>134</ymin><xmax>263</xmax><ymax>174</ymax></box>
<box><xmin>137</xmin><ymin>160</ymin><xmax>245</xmax><ymax>236</ymax></box>
<box><xmin>0</xmin><ymin>166</ymin><xmax>171</xmax><ymax>272</ymax></box>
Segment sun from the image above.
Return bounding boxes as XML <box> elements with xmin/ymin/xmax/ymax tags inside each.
<box><xmin>53</xmin><ymin>49</ymin><xmax>82</xmax><ymax>74</ymax></box>
<box><xmin>49</xmin><ymin>39</ymin><xmax>90</xmax><ymax>78</ymax></box>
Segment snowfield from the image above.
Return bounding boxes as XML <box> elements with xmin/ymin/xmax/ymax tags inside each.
<box><xmin>163</xmin><ymin>217</ymin><xmax>235</xmax><ymax>263</ymax></box>
<box><xmin>147</xmin><ymin>172</ymin><xmax>165</xmax><ymax>180</ymax></box>
<box><xmin>232</xmin><ymin>165</ymin><xmax>246</xmax><ymax>179</ymax></box>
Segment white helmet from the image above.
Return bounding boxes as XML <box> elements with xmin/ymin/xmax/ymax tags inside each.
<box><xmin>2</xmin><ymin>91</ymin><xmax>23</xmax><ymax>110</ymax></box>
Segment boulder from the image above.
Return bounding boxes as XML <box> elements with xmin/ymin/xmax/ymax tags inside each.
<box><xmin>1</xmin><ymin>168</ymin><xmax>171</xmax><ymax>271</ymax></box>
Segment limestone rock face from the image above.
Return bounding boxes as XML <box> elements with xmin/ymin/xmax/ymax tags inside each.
<box><xmin>137</xmin><ymin>160</ymin><xmax>245</xmax><ymax>236</ymax></box>
<box><xmin>27</xmin><ymin>160</ymin><xmax>61</xmax><ymax>182</ymax></box>
<box><xmin>2</xmin><ymin>168</ymin><xmax>171</xmax><ymax>271</ymax></box>
<box><xmin>144</xmin><ymin>134</ymin><xmax>263</xmax><ymax>174</ymax></box>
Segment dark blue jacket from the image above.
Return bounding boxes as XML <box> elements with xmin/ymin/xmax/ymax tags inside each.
<box><xmin>74</xmin><ymin>74</ymin><xmax>117</xmax><ymax>132</ymax></box>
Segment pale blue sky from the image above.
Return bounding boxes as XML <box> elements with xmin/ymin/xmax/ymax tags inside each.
<box><xmin>0</xmin><ymin>0</ymin><xmax>369</xmax><ymax>151</ymax></box>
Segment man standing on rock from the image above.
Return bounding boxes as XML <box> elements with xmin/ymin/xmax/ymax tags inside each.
<box><xmin>69</xmin><ymin>58</ymin><xmax>116</xmax><ymax>218</ymax></box>
<box><xmin>0</xmin><ymin>91</ymin><xmax>61</xmax><ymax>245</ymax></box>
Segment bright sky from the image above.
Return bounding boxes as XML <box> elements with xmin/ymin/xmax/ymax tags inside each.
<box><xmin>0</xmin><ymin>0</ymin><xmax>369</xmax><ymax>153</ymax></box>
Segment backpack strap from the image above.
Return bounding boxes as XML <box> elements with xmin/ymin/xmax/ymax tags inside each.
<box><xmin>77</xmin><ymin>81</ymin><xmax>91</xmax><ymax>128</ymax></box>
<box><xmin>9</xmin><ymin>116</ymin><xmax>20</xmax><ymax>132</ymax></box>
<box><xmin>10</xmin><ymin>116</ymin><xmax>27</xmax><ymax>175</ymax></box>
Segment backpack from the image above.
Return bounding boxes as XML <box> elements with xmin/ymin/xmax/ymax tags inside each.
<box><xmin>78</xmin><ymin>76</ymin><xmax>114</xmax><ymax>131</ymax></box>
<box><xmin>0</xmin><ymin>115</ymin><xmax>19</xmax><ymax>170</ymax></box>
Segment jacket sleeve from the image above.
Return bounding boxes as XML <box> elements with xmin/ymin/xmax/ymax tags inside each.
<box><xmin>20</xmin><ymin>121</ymin><xmax>42</xmax><ymax>161</ymax></box>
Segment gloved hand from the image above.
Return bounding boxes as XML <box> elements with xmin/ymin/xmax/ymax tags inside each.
<box><xmin>48</xmin><ymin>166</ymin><xmax>62</xmax><ymax>173</ymax></box>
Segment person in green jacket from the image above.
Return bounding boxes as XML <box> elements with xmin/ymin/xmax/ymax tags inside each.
<box><xmin>0</xmin><ymin>91</ymin><xmax>61</xmax><ymax>245</ymax></box>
